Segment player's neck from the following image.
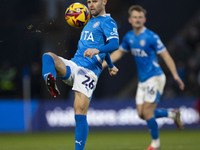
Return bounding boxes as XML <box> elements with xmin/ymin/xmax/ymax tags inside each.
<box><xmin>133</xmin><ymin>26</ymin><xmax>144</xmax><ymax>35</ymax></box>
<box><xmin>93</xmin><ymin>9</ymin><xmax>106</xmax><ymax>18</ymax></box>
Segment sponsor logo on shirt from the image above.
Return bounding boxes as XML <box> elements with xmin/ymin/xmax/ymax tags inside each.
<box><xmin>93</xmin><ymin>21</ymin><xmax>100</xmax><ymax>28</ymax></box>
<box><xmin>131</xmin><ymin>48</ymin><xmax>148</xmax><ymax>57</ymax></box>
<box><xmin>80</xmin><ymin>31</ymin><xmax>94</xmax><ymax>42</ymax></box>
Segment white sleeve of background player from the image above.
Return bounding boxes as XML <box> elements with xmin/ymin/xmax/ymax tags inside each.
<box><xmin>152</xmin><ymin>34</ymin><xmax>166</xmax><ymax>54</ymax></box>
<box><xmin>102</xmin><ymin>18</ymin><xmax>119</xmax><ymax>41</ymax></box>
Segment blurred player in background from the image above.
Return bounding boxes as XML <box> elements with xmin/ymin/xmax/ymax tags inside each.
<box><xmin>103</xmin><ymin>5</ymin><xmax>184</xmax><ymax>150</ymax></box>
<box><xmin>42</xmin><ymin>0</ymin><xmax>119</xmax><ymax>149</ymax></box>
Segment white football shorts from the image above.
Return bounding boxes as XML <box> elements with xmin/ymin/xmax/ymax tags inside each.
<box><xmin>59</xmin><ymin>56</ymin><xmax>98</xmax><ymax>99</ymax></box>
<box><xmin>135</xmin><ymin>74</ymin><xmax>166</xmax><ymax>105</ymax></box>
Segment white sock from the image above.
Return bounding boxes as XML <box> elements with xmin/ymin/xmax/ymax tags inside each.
<box><xmin>168</xmin><ymin>111</ymin><xmax>176</xmax><ymax>119</ymax></box>
<box><xmin>151</xmin><ymin>139</ymin><xmax>160</xmax><ymax>148</ymax></box>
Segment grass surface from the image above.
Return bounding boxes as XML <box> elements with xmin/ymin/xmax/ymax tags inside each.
<box><xmin>0</xmin><ymin>130</ymin><xmax>200</xmax><ymax>150</ymax></box>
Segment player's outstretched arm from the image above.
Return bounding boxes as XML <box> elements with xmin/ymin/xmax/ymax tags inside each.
<box><xmin>104</xmin><ymin>53</ymin><xmax>118</xmax><ymax>76</ymax></box>
<box><xmin>102</xmin><ymin>49</ymin><xmax>125</xmax><ymax>69</ymax></box>
<box><xmin>159</xmin><ymin>50</ymin><xmax>185</xmax><ymax>90</ymax></box>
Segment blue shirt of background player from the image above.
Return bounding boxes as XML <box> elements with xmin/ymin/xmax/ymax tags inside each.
<box><xmin>71</xmin><ymin>14</ymin><xmax>119</xmax><ymax>77</ymax></box>
<box><xmin>120</xmin><ymin>27</ymin><xmax>166</xmax><ymax>82</ymax></box>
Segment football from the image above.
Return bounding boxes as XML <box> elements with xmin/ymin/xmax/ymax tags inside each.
<box><xmin>65</xmin><ymin>3</ymin><xmax>90</xmax><ymax>28</ymax></box>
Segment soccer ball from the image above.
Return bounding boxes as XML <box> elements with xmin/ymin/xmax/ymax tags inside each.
<box><xmin>65</xmin><ymin>3</ymin><xmax>90</xmax><ymax>28</ymax></box>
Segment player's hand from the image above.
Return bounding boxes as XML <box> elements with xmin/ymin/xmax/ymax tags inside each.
<box><xmin>84</xmin><ymin>48</ymin><xmax>100</xmax><ymax>58</ymax></box>
<box><xmin>108</xmin><ymin>66</ymin><xmax>118</xmax><ymax>76</ymax></box>
<box><xmin>174</xmin><ymin>75</ymin><xmax>185</xmax><ymax>90</ymax></box>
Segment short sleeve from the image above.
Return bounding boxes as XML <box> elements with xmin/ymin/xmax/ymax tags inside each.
<box><xmin>151</xmin><ymin>34</ymin><xmax>166</xmax><ymax>54</ymax></box>
<box><xmin>101</xmin><ymin>18</ymin><xmax>119</xmax><ymax>41</ymax></box>
<box><xmin>120</xmin><ymin>34</ymin><xmax>130</xmax><ymax>52</ymax></box>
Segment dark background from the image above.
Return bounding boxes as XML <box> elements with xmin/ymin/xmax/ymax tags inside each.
<box><xmin>0</xmin><ymin>0</ymin><xmax>200</xmax><ymax>100</ymax></box>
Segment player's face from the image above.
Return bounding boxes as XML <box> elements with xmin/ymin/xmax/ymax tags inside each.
<box><xmin>129</xmin><ymin>10</ymin><xmax>146</xmax><ymax>29</ymax></box>
<box><xmin>87</xmin><ymin>0</ymin><xmax>106</xmax><ymax>17</ymax></box>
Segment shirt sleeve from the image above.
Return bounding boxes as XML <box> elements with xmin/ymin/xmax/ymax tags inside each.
<box><xmin>98</xmin><ymin>38</ymin><xmax>119</xmax><ymax>53</ymax></box>
<box><xmin>105</xmin><ymin>53</ymin><xmax>114</xmax><ymax>68</ymax></box>
<box><xmin>98</xmin><ymin>18</ymin><xmax>119</xmax><ymax>53</ymax></box>
<box><xmin>120</xmin><ymin>34</ymin><xmax>130</xmax><ymax>52</ymax></box>
<box><xmin>102</xmin><ymin>18</ymin><xmax>119</xmax><ymax>42</ymax></box>
<box><xmin>151</xmin><ymin>34</ymin><xmax>166</xmax><ymax>54</ymax></box>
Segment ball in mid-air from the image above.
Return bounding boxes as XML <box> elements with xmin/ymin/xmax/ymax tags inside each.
<box><xmin>65</xmin><ymin>3</ymin><xmax>90</xmax><ymax>28</ymax></box>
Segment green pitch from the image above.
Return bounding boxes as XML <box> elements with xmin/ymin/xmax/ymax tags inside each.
<box><xmin>0</xmin><ymin>130</ymin><xmax>200</xmax><ymax>150</ymax></box>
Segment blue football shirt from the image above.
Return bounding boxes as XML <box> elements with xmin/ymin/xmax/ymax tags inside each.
<box><xmin>71</xmin><ymin>14</ymin><xmax>119</xmax><ymax>77</ymax></box>
<box><xmin>120</xmin><ymin>27</ymin><xmax>166</xmax><ymax>82</ymax></box>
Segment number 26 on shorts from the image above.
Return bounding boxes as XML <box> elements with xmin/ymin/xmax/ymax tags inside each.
<box><xmin>82</xmin><ymin>75</ymin><xmax>95</xmax><ymax>90</ymax></box>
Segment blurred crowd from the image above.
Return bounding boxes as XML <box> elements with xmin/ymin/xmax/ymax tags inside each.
<box><xmin>0</xmin><ymin>0</ymin><xmax>199</xmax><ymax>100</ymax></box>
<box><xmin>163</xmin><ymin>12</ymin><xmax>200</xmax><ymax>98</ymax></box>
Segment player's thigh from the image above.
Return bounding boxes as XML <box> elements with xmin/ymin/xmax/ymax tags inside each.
<box><xmin>45</xmin><ymin>52</ymin><xmax>67</xmax><ymax>76</ymax></box>
<box><xmin>72</xmin><ymin>67</ymin><xmax>98</xmax><ymax>100</ymax></box>
<box><xmin>142</xmin><ymin>102</ymin><xmax>157</xmax><ymax>120</ymax></box>
<box><xmin>144</xmin><ymin>74</ymin><xmax>166</xmax><ymax>103</ymax></box>
<box><xmin>74</xmin><ymin>91</ymin><xmax>90</xmax><ymax>115</ymax></box>
<box><xmin>136</xmin><ymin>104</ymin><xmax>143</xmax><ymax>118</ymax></box>
<box><xmin>61</xmin><ymin>61</ymin><xmax>98</xmax><ymax>99</ymax></box>
<box><xmin>135</xmin><ymin>82</ymin><xmax>145</xmax><ymax>105</ymax></box>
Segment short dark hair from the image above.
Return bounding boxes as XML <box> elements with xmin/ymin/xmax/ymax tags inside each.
<box><xmin>128</xmin><ymin>5</ymin><xmax>147</xmax><ymax>16</ymax></box>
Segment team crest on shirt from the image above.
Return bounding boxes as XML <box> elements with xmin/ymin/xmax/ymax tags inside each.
<box><xmin>93</xmin><ymin>21</ymin><xmax>100</xmax><ymax>28</ymax></box>
<box><xmin>140</xmin><ymin>40</ymin><xmax>146</xmax><ymax>47</ymax></box>
<box><xmin>129</xmin><ymin>40</ymin><xmax>134</xmax><ymax>44</ymax></box>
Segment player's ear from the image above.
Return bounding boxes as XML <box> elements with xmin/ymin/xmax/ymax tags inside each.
<box><xmin>103</xmin><ymin>0</ymin><xmax>107</xmax><ymax>5</ymax></box>
<box><xmin>128</xmin><ymin>17</ymin><xmax>131</xmax><ymax>24</ymax></box>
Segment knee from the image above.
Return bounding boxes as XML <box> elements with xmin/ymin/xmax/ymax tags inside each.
<box><xmin>74</xmin><ymin>102</ymin><xmax>88</xmax><ymax>115</ymax></box>
<box><xmin>42</xmin><ymin>52</ymin><xmax>59</xmax><ymax>67</ymax></box>
<box><xmin>43</xmin><ymin>52</ymin><xmax>54</xmax><ymax>57</ymax></box>
<box><xmin>142</xmin><ymin>109</ymin><xmax>154</xmax><ymax>120</ymax></box>
<box><xmin>138</xmin><ymin>112</ymin><xmax>144</xmax><ymax>120</ymax></box>
<box><xmin>142</xmin><ymin>110</ymin><xmax>149</xmax><ymax>120</ymax></box>
<box><xmin>74</xmin><ymin>106</ymin><xmax>87</xmax><ymax>115</ymax></box>
<box><xmin>74</xmin><ymin>92</ymin><xmax>90</xmax><ymax>115</ymax></box>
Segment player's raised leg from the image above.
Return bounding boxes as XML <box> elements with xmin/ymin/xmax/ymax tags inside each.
<box><xmin>154</xmin><ymin>109</ymin><xmax>168</xmax><ymax>118</ymax></box>
<box><xmin>74</xmin><ymin>91</ymin><xmax>90</xmax><ymax>150</ymax></box>
<box><xmin>42</xmin><ymin>52</ymin><xmax>68</xmax><ymax>97</ymax></box>
<box><xmin>154</xmin><ymin>108</ymin><xmax>184</xmax><ymax>130</ymax></box>
<box><xmin>172</xmin><ymin>109</ymin><xmax>184</xmax><ymax>130</ymax></box>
